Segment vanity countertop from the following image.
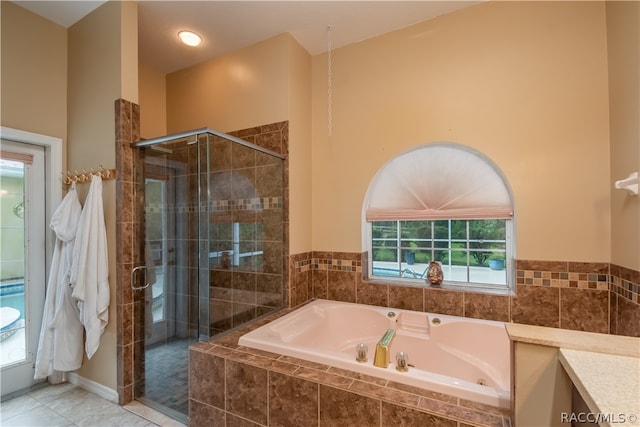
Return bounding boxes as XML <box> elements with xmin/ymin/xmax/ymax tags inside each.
<box><xmin>506</xmin><ymin>323</ymin><xmax>640</xmax><ymax>427</ymax></box>
<box><xmin>505</xmin><ymin>323</ymin><xmax>640</xmax><ymax>357</ymax></box>
<box><xmin>559</xmin><ymin>348</ymin><xmax>639</xmax><ymax>427</ymax></box>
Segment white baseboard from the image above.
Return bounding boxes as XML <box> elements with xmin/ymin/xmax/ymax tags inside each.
<box><xmin>67</xmin><ymin>372</ymin><xmax>118</xmax><ymax>403</ymax></box>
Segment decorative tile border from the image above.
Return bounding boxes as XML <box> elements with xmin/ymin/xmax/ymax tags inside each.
<box><xmin>313</xmin><ymin>257</ymin><xmax>362</xmax><ymax>272</ymax></box>
<box><xmin>516</xmin><ymin>269</ymin><xmax>610</xmax><ymax>290</ymax></box>
<box><xmin>292</xmin><ymin>254</ymin><xmax>639</xmax><ymax>305</ymax></box>
<box><xmin>287</xmin><ymin>252</ymin><xmax>639</xmax><ymax>337</ymax></box>
<box><xmin>144</xmin><ymin>196</ymin><xmax>284</xmax><ymax>214</ymax></box>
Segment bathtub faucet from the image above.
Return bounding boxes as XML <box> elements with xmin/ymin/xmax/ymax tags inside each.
<box><xmin>373</xmin><ymin>329</ymin><xmax>396</xmax><ymax>368</ymax></box>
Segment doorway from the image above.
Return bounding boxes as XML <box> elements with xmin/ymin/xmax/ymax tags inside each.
<box><xmin>0</xmin><ymin>140</ymin><xmax>46</xmax><ymax>397</ymax></box>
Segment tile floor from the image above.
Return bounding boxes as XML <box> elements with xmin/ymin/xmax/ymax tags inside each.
<box><xmin>144</xmin><ymin>338</ymin><xmax>191</xmax><ymax>416</ymax></box>
<box><xmin>0</xmin><ymin>383</ymin><xmax>185</xmax><ymax>426</ymax></box>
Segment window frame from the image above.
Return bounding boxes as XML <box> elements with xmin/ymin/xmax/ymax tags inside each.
<box><xmin>366</xmin><ymin>218</ymin><xmax>515</xmax><ymax>293</ymax></box>
<box><xmin>362</xmin><ymin>142</ymin><xmax>516</xmax><ymax>295</ymax></box>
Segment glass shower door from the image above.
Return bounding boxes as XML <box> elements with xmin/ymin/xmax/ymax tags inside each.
<box><xmin>133</xmin><ymin>139</ymin><xmax>198</xmax><ymax>422</ymax></box>
<box><xmin>131</xmin><ymin>128</ymin><xmax>284</xmax><ymax>423</ymax></box>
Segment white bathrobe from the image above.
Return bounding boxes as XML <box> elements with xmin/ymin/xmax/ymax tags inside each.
<box><xmin>70</xmin><ymin>175</ymin><xmax>109</xmax><ymax>359</ymax></box>
<box><xmin>34</xmin><ymin>183</ymin><xmax>84</xmax><ymax>379</ymax></box>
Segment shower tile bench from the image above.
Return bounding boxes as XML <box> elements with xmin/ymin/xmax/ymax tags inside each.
<box><xmin>189</xmin><ymin>308</ymin><xmax>512</xmax><ymax>427</ymax></box>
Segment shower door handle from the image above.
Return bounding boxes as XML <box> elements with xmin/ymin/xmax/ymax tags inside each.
<box><xmin>130</xmin><ymin>265</ymin><xmax>150</xmax><ymax>291</ymax></box>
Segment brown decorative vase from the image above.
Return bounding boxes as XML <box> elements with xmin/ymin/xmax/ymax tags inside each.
<box><xmin>426</xmin><ymin>261</ymin><xmax>443</xmax><ymax>287</ymax></box>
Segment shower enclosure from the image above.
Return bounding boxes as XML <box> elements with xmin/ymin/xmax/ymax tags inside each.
<box><xmin>130</xmin><ymin>129</ymin><xmax>285</xmax><ymax>422</ymax></box>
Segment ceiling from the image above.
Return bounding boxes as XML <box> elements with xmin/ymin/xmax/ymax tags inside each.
<box><xmin>14</xmin><ymin>1</ymin><xmax>479</xmax><ymax>74</ymax></box>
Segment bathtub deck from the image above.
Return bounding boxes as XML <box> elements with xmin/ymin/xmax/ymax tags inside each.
<box><xmin>189</xmin><ymin>307</ymin><xmax>512</xmax><ymax>427</ymax></box>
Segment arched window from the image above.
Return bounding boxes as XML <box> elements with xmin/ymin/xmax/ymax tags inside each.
<box><xmin>362</xmin><ymin>143</ymin><xmax>515</xmax><ymax>291</ymax></box>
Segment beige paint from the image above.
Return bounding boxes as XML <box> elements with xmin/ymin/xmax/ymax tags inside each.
<box><xmin>311</xmin><ymin>2</ymin><xmax>611</xmax><ymax>261</ymax></box>
<box><xmin>166</xmin><ymin>33</ymin><xmax>313</xmax><ymax>252</ymax></box>
<box><xmin>607</xmin><ymin>2</ymin><xmax>640</xmax><ymax>271</ymax></box>
<box><xmin>67</xmin><ymin>1</ymin><xmax>138</xmax><ymax>391</ymax></box>
<box><xmin>513</xmin><ymin>342</ymin><xmax>572</xmax><ymax>427</ymax></box>
<box><xmin>120</xmin><ymin>2</ymin><xmax>138</xmax><ymax>105</ymax></box>
<box><xmin>139</xmin><ymin>62</ymin><xmax>167</xmax><ymax>139</ymax></box>
<box><xmin>166</xmin><ymin>33</ymin><xmax>290</xmax><ymax>133</ymax></box>
<box><xmin>286</xmin><ymin>35</ymin><xmax>313</xmax><ymax>254</ymax></box>
<box><xmin>0</xmin><ymin>1</ymin><xmax>67</xmax><ymax>141</ymax></box>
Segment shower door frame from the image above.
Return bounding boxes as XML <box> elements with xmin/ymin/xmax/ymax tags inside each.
<box><xmin>143</xmin><ymin>162</ymin><xmax>178</xmax><ymax>346</ymax></box>
<box><xmin>129</xmin><ymin>127</ymin><xmax>286</xmax><ymax>421</ymax></box>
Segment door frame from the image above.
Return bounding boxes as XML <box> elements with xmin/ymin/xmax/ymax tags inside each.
<box><xmin>144</xmin><ymin>167</ymin><xmax>178</xmax><ymax>346</ymax></box>
<box><xmin>0</xmin><ymin>127</ymin><xmax>62</xmax><ymax>396</ymax></box>
<box><xmin>0</xmin><ymin>127</ymin><xmax>62</xmax><ymax>269</ymax></box>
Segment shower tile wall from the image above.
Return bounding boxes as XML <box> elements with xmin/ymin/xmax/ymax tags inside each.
<box><xmin>208</xmin><ymin>122</ymin><xmax>289</xmax><ymax>335</ymax></box>
<box><xmin>115</xmin><ymin>98</ymin><xmax>140</xmax><ymax>405</ymax></box>
<box><xmin>114</xmin><ymin>99</ymin><xmax>290</xmax><ymax>405</ymax></box>
<box><xmin>289</xmin><ymin>251</ymin><xmax>640</xmax><ymax>338</ymax></box>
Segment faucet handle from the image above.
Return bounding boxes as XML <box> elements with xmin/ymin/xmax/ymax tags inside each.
<box><xmin>395</xmin><ymin>351</ymin><xmax>409</xmax><ymax>372</ymax></box>
<box><xmin>355</xmin><ymin>343</ymin><xmax>368</xmax><ymax>363</ymax></box>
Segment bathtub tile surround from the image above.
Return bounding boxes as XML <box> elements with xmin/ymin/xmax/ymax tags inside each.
<box><xmin>511</xmin><ymin>285</ymin><xmax>559</xmax><ymax>328</ymax></box>
<box><xmin>287</xmin><ymin>252</ymin><xmax>640</xmax><ymax>337</ymax></box>
<box><xmin>269</xmin><ymin>372</ymin><xmax>319</xmax><ymax>427</ymax></box>
<box><xmin>189</xmin><ymin>313</ymin><xmax>511</xmax><ymax>427</ymax></box>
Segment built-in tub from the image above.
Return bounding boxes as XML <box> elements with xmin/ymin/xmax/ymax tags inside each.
<box><xmin>239</xmin><ymin>299</ymin><xmax>511</xmax><ymax>409</ymax></box>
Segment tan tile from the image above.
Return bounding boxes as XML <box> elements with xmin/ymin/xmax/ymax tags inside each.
<box><xmin>385</xmin><ymin>381</ymin><xmax>457</xmax><ymax>404</ymax></box>
<box><xmin>560</xmin><ymin>288</ymin><xmax>609</xmax><ymax>333</ymax></box>
<box><xmin>294</xmin><ymin>367</ymin><xmax>354</xmax><ymax>389</ymax></box>
<box><xmin>511</xmin><ymin>284</ymin><xmax>559</xmax><ymax>328</ymax></box>
<box><xmin>327</xmin><ymin>367</ymin><xmax>388</xmax><ymax>386</ymax></box>
<box><xmin>464</xmin><ymin>292</ymin><xmax>510</xmax><ymax>322</ymax></box>
<box><xmin>382</xmin><ymin>401</ymin><xmax>456</xmax><ymax>427</ymax></box>
<box><xmin>424</xmin><ymin>288</ymin><xmax>464</xmax><ymax>317</ymax></box>
<box><xmin>225</xmin><ymin>360</ymin><xmax>268</xmax><ymax>424</ymax></box>
<box><xmin>189</xmin><ymin>351</ymin><xmax>225</xmax><ymax>409</ymax></box>
<box><xmin>269</xmin><ymin>372</ymin><xmax>319</xmax><ymax>427</ymax></box>
<box><xmin>389</xmin><ymin>286</ymin><xmax>424</xmax><ymax>311</ymax></box>
<box><xmin>327</xmin><ymin>270</ymin><xmax>356</xmax><ymax>302</ymax></box>
<box><xmin>356</xmin><ymin>280</ymin><xmax>388</xmax><ymax>307</ymax></box>
<box><xmin>418</xmin><ymin>397</ymin><xmax>504</xmax><ymax>427</ymax></box>
<box><xmin>189</xmin><ymin>399</ymin><xmax>224</xmax><ymax>426</ymax></box>
<box><xmin>319</xmin><ymin>385</ymin><xmax>380</xmax><ymax>427</ymax></box>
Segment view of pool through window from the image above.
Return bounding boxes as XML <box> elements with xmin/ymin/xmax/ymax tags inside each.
<box><xmin>371</xmin><ymin>219</ymin><xmax>509</xmax><ymax>286</ymax></box>
<box><xmin>0</xmin><ymin>159</ymin><xmax>26</xmax><ymax>367</ymax></box>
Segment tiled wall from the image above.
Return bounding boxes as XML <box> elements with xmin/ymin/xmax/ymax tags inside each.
<box><xmin>289</xmin><ymin>252</ymin><xmax>640</xmax><ymax>338</ymax></box>
<box><xmin>114</xmin><ymin>107</ymin><xmax>291</xmax><ymax>404</ymax></box>
<box><xmin>189</xmin><ymin>313</ymin><xmax>511</xmax><ymax>427</ymax></box>
<box><xmin>208</xmin><ymin>122</ymin><xmax>289</xmax><ymax>334</ymax></box>
<box><xmin>115</xmin><ymin>98</ymin><xmax>140</xmax><ymax>405</ymax></box>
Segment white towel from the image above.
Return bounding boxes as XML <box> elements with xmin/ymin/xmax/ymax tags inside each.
<box><xmin>70</xmin><ymin>175</ymin><xmax>109</xmax><ymax>359</ymax></box>
<box><xmin>34</xmin><ymin>183</ymin><xmax>84</xmax><ymax>379</ymax></box>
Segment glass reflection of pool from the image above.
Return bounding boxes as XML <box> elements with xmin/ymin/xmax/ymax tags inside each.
<box><xmin>372</xmin><ymin>267</ymin><xmax>425</xmax><ymax>278</ymax></box>
<box><xmin>0</xmin><ymin>282</ymin><xmax>24</xmax><ymax>321</ymax></box>
<box><xmin>372</xmin><ymin>267</ymin><xmax>402</xmax><ymax>277</ymax></box>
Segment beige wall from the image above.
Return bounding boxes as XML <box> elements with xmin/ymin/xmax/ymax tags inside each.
<box><xmin>166</xmin><ymin>33</ymin><xmax>313</xmax><ymax>253</ymax></box>
<box><xmin>606</xmin><ymin>2</ymin><xmax>640</xmax><ymax>271</ymax></box>
<box><xmin>286</xmin><ymin>35</ymin><xmax>313</xmax><ymax>254</ymax></box>
<box><xmin>139</xmin><ymin>62</ymin><xmax>167</xmax><ymax>140</ymax></box>
<box><xmin>311</xmin><ymin>1</ymin><xmax>611</xmax><ymax>261</ymax></box>
<box><xmin>67</xmin><ymin>0</ymin><xmax>138</xmax><ymax>391</ymax></box>
<box><xmin>0</xmin><ymin>1</ymin><xmax>67</xmax><ymax>141</ymax></box>
<box><xmin>166</xmin><ymin>33</ymin><xmax>290</xmax><ymax>133</ymax></box>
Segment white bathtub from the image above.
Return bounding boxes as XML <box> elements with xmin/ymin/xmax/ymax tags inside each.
<box><xmin>238</xmin><ymin>299</ymin><xmax>511</xmax><ymax>409</ymax></box>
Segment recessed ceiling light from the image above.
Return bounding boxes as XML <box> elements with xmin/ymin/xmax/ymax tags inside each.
<box><xmin>178</xmin><ymin>30</ymin><xmax>202</xmax><ymax>47</ymax></box>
